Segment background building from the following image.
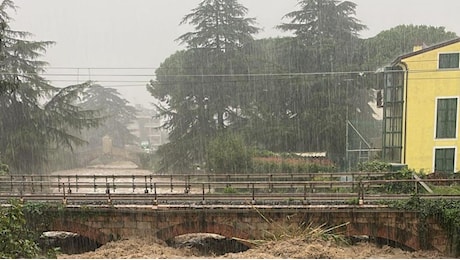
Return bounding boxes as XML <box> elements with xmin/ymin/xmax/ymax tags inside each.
<box><xmin>129</xmin><ymin>105</ymin><xmax>168</xmax><ymax>152</ymax></box>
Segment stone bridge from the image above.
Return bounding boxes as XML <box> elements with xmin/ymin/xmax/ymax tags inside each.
<box><xmin>75</xmin><ymin>146</ymin><xmax>142</xmax><ymax>167</ymax></box>
<box><xmin>44</xmin><ymin>205</ymin><xmax>453</xmax><ymax>255</ymax></box>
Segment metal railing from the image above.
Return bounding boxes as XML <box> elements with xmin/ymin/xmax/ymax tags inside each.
<box><xmin>0</xmin><ymin>172</ymin><xmax>458</xmax><ymax>205</ymax></box>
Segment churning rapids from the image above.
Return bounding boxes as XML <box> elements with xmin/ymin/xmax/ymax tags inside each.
<box><xmin>51</xmin><ymin>161</ymin><xmax>445</xmax><ymax>259</ymax></box>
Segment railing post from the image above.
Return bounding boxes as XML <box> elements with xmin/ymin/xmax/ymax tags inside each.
<box><xmin>112</xmin><ymin>175</ymin><xmax>116</xmax><ymax>192</ymax></box>
<box><xmin>351</xmin><ymin>173</ymin><xmax>355</xmax><ymax>192</ymax></box>
<box><xmin>57</xmin><ymin>175</ymin><xmax>61</xmax><ymax>192</ymax></box>
<box><xmin>153</xmin><ymin>183</ymin><xmax>158</xmax><ymax>205</ymax></box>
<box><xmin>251</xmin><ymin>183</ymin><xmax>255</xmax><ymax>204</ymax></box>
<box><xmin>202</xmin><ymin>183</ymin><xmax>206</xmax><ymax>204</ymax></box>
<box><xmin>144</xmin><ymin>176</ymin><xmax>149</xmax><ymax>194</ymax></box>
<box><xmin>303</xmin><ymin>184</ymin><xmax>307</xmax><ymax>204</ymax></box>
<box><xmin>170</xmin><ymin>175</ymin><xmax>173</xmax><ymax>192</ymax></box>
<box><xmin>132</xmin><ymin>175</ymin><xmax>135</xmax><ymax>192</ymax></box>
<box><xmin>93</xmin><ymin>175</ymin><xmax>97</xmax><ymax>192</ymax></box>
<box><xmin>31</xmin><ymin>176</ymin><xmax>34</xmax><ymax>193</ymax></box>
<box><xmin>184</xmin><ymin>175</ymin><xmax>190</xmax><ymax>193</ymax></box>
<box><xmin>62</xmin><ymin>182</ymin><xmax>67</xmax><ymax>205</ymax></box>
<box><xmin>268</xmin><ymin>174</ymin><xmax>273</xmax><ymax>192</ymax></box>
<box><xmin>106</xmin><ymin>184</ymin><xmax>112</xmax><ymax>205</ymax></box>
<box><xmin>149</xmin><ymin>175</ymin><xmax>153</xmax><ymax>193</ymax></box>
<box><xmin>75</xmin><ymin>174</ymin><xmax>79</xmax><ymax>192</ymax></box>
<box><xmin>22</xmin><ymin>175</ymin><xmax>25</xmax><ymax>193</ymax></box>
<box><xmin>10</xmin><ymin>175</ymin><xmax>13</xmax><ymax>192</ymax></box>
<box><xmin>19</xmin><ymin>190</ymin><xmax>24</xmax><ymax>204</ymax></box>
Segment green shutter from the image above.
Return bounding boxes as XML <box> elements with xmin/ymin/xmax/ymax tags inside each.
<box><xmin>436</xmin><ymin>98</ymin><xmax>458</xmax><ymax>139</ymax></box>
<box><xmin>435</xmin><ymin>148</ymin><xmax>455</xmax><ymax>173</ymax></box>
<box><xmin>439</xmin><ymin>53</ymin><xmax>460</xmax><ymax>69</ymax></box>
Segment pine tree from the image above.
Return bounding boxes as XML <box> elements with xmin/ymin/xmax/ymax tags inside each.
<box><xmin>148</xmin><ymin>0</ymin><xmax>260</xmax><ymax>172</ymax></box>
<box><xmin>0</xmin><ymin>1</ymin><xmax>101</xmax><ymax>174</ymax></box>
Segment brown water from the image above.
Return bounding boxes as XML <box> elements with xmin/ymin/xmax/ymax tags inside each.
<box><xmin>50</xmin><ymin>161</ymin><xmax>200</xmax><ymax>194</ymax></box>
<box><xmin>58</xmin><ymin>236</ymin><xmax>445</xmax><ymax>259</ymax></box>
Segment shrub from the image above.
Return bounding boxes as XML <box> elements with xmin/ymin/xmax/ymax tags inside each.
<box><xmin>206</xmin><ymin>133</ymin><xmax>253</xmax><ymax>174</ymax></box>
<box><xmin>251</xmin><ymin>153</ymin><xmax>335</xmax><ymax>173</ymax></box>
<box><xmin>0</xmin><ymin>162</ymin><xmax>8</xmax><ymax>175</ymax></box>
<box><xmin>0</xmin><ymin>200</ymin><xmax>41</xmax><ymax>258</ymax></box>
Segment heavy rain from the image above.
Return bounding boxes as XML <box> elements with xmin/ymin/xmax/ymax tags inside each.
<box><xmin>1</xmin><ymin>0</ymin><xmax>460</xmax><ymax>258</ymax></box>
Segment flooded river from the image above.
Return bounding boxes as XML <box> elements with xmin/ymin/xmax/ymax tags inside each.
<box><xmin>49</xmin><ymin>161</ymin><xmax>198</xmax><ymax>194</ymax></box>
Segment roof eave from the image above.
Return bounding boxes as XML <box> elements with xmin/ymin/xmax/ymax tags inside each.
<box><xmin>391</xmin><ymin>37</ymin><xmax>460</xmax><ymax>66</ymax></box>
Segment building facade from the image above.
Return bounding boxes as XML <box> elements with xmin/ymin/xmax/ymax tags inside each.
<box><xmin>128</xmin><ymin>105</ymin><xmax>167</xmax><ymax>152</ymax></box>
<box><xmin>383</xmin><ymin>38</ymin><xmax>460</xmax><ymax>173</ymax></box>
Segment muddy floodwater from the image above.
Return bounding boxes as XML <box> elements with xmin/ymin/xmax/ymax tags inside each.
<box><xmin>49</xmin><ymin>161</ymin><xmax>199</xmax><ymax>194</ymax></box>
<box><xmin>58</xmin><ymin>236</ymin><xmax>445</xmax><ymax>259</ymax></box>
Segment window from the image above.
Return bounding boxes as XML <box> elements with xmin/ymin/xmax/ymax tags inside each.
<box><xmin>382</xmin><ymin>67</ymin><xmax>404</xmax><ymax>163</ymax></box>
<box><xmin>439</xmin><ymin>53</ymin><xmax>460</xmax><ymax>69</ymax></box>
<box><xmin>434</xmin><ymin>148</ymin><xmax>455</xmax><ymax>173</ymax></box>
<box><xmin>436</xmin><ymin>98</ymin><xmax>458</xmax><ymax>139</ymax></box>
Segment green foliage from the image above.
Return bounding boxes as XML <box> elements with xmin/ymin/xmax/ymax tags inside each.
<box><xmin>357</xmin><ymin>160</ymin><xmax>391</xmax><ymax>172</ymax></box>
<box><xmin>22</xmin><ymin>202</ymin><xmax>57</xmax><ymax>233</ymax></box>
<box><xmin>138</xmin><ymin>152</ymin><xmax>159</xmax><ymax>170</ymax></box>
<box><xmin>223</xmin><ymin>186</ymin><xmax>238</xmax><ymax>194</ymax></box>
<box><xmin>277</xmin><ymin>0</ymin><xmax>366</xmax><ymax>48</ymax></box>
<box><xmin>0</xmin><ymin>2</ymin><xmax>104</xmax><ymax>174</ymax></box>
<box><xmin>176</xmin><ymin>0</ymin><xmax>260</xmax><ymax>51</ymax></box>
<box><xmin>381</xmin><ymin>168</ymin><xmax>415</xmax><ymax>194</ymax></box>
<box><xmin>148</xmin><ymin>1</ymin><xmax>459</xmax><ymax>174</ymax></box>
<box><xmin>0</xmin><ymin>201</ymin><xmax>40</xmax><ymax>258</ymax></box>
<box><xmin>388</xmin><ymin>197</ymin><xmax>460</xmax><ymax>254</ymax></box>
<box><xmin>431</xmin><ymin>185</ymin><xmax>460</xmax><ymax>195</ymax></box>
<box><xmin>359</xmin><ymin>161</ymin><xmax>416</xmax><ymax>193</ymax></box>
<box><xmin>206</xmin><ymin>133</ymin><xmax>253</xmax><ymax>174</ymax></box>
<box><xmin>363</xmin><ymin>25</ymin><xmax>458</xmax><ymax>70</ymax></box>
<box><xmin>0</xmin><ymin>161</ymin><xmax>8</xmax><ymax>175</ymax></box>
<box><xmin>78</xmin><ymin>84</ymin><xmax>138</xmax><ymax>149</ymax></box>
<box><xmin>149</xmin><ymin>0</ymin><xmax>260</xmax><ymax>172</ymax></box>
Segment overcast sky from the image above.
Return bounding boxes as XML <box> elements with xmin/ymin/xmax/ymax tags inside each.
<box><xmin>9</xmin><ymin>0</ymin><xmax>460</xmax><ymax>107</ymax></box>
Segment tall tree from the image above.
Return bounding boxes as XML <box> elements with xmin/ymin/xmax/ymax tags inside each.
<box><xmin>148</xmin><ymin>0</ymin><xmax>260</xmax><ymax>172</ymax></box>
<box><xmin>277</xmin><ymin>0</ymin><xmax>366</xmax><ymax>42</ymax></box>
<box><xmin>176</xmin><ymin>0</ymin><xmax>260</xmax><ymax>129</ymax></box>
<box><xmin>273</xmin><ymin>0</ymin><xmax>371</xmax><ymax>165</ymax></box>
<box><xmin>0</xmin><ymin>1</ymin><xmax>101</xmax><ymax>174</ymax></box>
<box><xmin>79</xmin><ymin>83</ymin><xmax>138</xmax><ymax>149</ymax></box>
<box><xmin>176</xmin><ymin>0</ymin><xmax>260</xmax><ymax>51</ymax></box>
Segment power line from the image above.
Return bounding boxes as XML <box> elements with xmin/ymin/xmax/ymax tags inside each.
<box><xmin>1</xmin><ymin>67</ymin><xmax>458</xmax><ymax>77</ymax></box>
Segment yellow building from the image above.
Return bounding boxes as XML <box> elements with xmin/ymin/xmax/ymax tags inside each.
<box><xmin>383</xmin><ymin>38</ymin><xmax>460</xmax><ymax>173</ymax></box>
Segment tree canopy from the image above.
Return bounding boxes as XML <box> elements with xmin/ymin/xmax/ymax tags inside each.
<box><xmin>149</xmin><ymin>0</ymin><xmax>260</xmax><ymax>172</ymax></box>
<box><xmin>0</xmin><ymin>1</ymin><xmax>103</xmax><ymax>174</ymax></box>
<box><xmin>149</xmin><ymin>0</ymin><xmax>458</xmax><ymax>173</ymax></box>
